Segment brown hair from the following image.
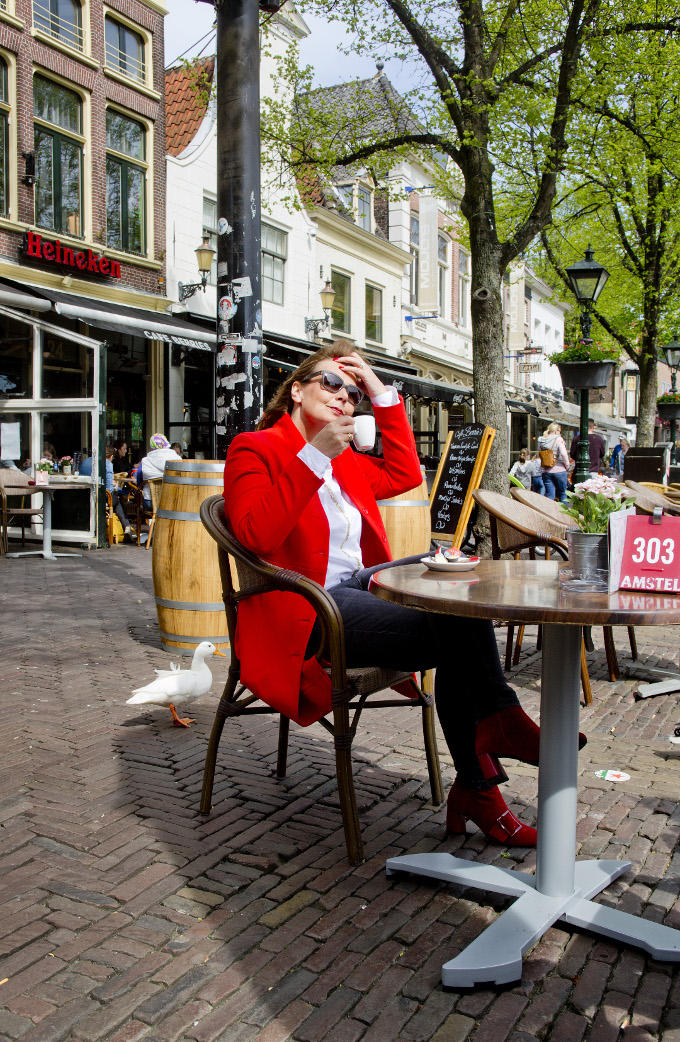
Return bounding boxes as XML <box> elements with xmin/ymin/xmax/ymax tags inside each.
<box><xmin>258</xmin><ymin>339</ymin><xmax>365</xmax><ymax>430</ymax></box>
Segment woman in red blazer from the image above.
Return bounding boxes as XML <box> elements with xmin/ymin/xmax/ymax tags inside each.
<box><xmin>224</xmin><ymin>343</ymin><xmax>585</xmax><ymax>846</ymax></box>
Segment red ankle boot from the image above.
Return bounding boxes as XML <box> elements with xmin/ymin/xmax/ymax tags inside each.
<box><xmin>475</xmin><ymin>705</ymin><xmax>586</xmax><ymax>777</ymax></box>
<box><xmin>446</xmin><ymin>781</ymin><xmax>537</xmax><ymax>847</ymax></box>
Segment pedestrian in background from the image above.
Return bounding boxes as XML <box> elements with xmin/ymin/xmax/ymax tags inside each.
<box><xmin>509</xmin><ymin>448</ymin><xmax>532</xmax><ymax>489</ymax></box>
<box><xmin>570</xmin><ymin>418</ymin><xmax>606</xmax><ymax>478</ymax></box>
<box><xmin>538</xmin><ymin>422</ymin><xmax>570</xmax><ymax>502</ymax></box>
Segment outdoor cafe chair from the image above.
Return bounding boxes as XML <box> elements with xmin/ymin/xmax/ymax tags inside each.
<box><xmin>0</xmin><ymin>469</ymin><xmax>45</xmax><ymax>551</ymax></box>
<box><xmin>198</xmin><ymin>494</ymin><xmax>443</xmax><ymax>865</ymax></box>
<box><xmin>473</xmin><ymin>488</ymin><xmax>593</xmax><ymax>704</ymax></box>
<box><xmin>626</xmin><ymin>480</ymin><xmax>680</xmax><ymax>517</ymax></box>
<box><xmin>145</xmin><ymin>478</ymin><xmax>163</xmax><ymax>549</ymax></box>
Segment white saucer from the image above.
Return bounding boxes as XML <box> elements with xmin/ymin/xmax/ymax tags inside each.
<box><xmin>423</xmin><ymin>556</ymin><xmax>481</xmax><ymax>573</ymax></box>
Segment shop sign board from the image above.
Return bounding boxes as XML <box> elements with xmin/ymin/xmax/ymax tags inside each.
<box><xmin>21</xmin><ymin>231</ymin><xmax>122</xmax><ymax>279</ymax></box>
<box><xmin>519</xmin><ymin>362</ymin><xmax>541</xmax><ymax>372</ymax></box>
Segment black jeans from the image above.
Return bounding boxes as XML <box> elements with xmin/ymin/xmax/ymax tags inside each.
<box><xmin>312</xmin><ymin>558</ymin><xmax>520</xmax><ymax>789</ymax></box>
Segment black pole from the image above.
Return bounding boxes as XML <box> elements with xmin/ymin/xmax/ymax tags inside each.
<box><xmin>573</xmin><ymin>305</ymin><xmax>592</xmax><ymax>485</ymax></box>
<box><xmin>214</xmin><ymin>0</ymin><xmax>263</xmax><ymax>458</ymax></box>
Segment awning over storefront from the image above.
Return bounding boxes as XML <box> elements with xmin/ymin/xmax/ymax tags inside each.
<box><xmin>507</xmin><ymin>398</ymin><xmax>539</xmax><ymax>416</ymax></box>
<box><xmin>0</xmin><ymin>278</ymin><xmax>217</xmax><ymax>350</ymax></box>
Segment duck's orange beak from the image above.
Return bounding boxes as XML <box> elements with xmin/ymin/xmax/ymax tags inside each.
<box><xmin>213</xmin><ymin>649</ymin><xmax>227</xmax><ymax>657</ymax></box>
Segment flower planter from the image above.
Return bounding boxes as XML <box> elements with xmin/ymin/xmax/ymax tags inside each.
<box><xmin>567</xmin><ymin>530</ymin><xmax>608</xmax><ymax>576</ymax></box>
<box><xmin>62</xmin><ymin>465</ymin><xmax>72</xmax><ymax>475</ymax></box>
<box><xmin>556</xmin><ymin>360</ymin><xmax>616</xmax><ymax>390</ymax></box>
<box><xmin>657</xmin><ymin>402</ymin><xmax>680</xmax><ymax>422</ymax></box>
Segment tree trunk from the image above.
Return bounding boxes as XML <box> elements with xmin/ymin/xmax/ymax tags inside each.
<box><xmin>636</xmin><ymin>346</ymin><xmax>658</xmax><ymax>447</ymax></box>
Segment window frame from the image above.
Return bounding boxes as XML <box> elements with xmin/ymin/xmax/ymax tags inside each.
<box><xmin>458</xmin><ymin>247</ymin><xmax>470</xmax><ymax>328</ymax></box>
<box><xmin>104</xmin><ymin>12</ymin><xmax>145</xmax><ymax>85</ymax></box>
<box><xmin>438</xmin><ymin>233</ymin><xmax>449</xmax><ymax>319</ymax></box>
<box><xmin>261</xmin><ymin>221</ymin><xmax>287</xmax><ymax>306</ymax></box>
<box><xmin>330</xmin><ymin>269</ymin><xmax>351</xmax><ymax>334</ymax></box>
<box><xmin>365</xmin><ymin>282</ymin><xmax>383</xmax><ymax>344</ymax></box>
<box><xmin>202</xmin><ymin>193</ymin><xmax>218</xmax><ymax>286</ymax></box>
<box><xmin>33</xmin><ymin>0</ymin><xmax>84</xmax><ymax>53</ymax></box>
<box><xmin>0</xmin><ymin>56</ymin><xmax>9</xmax><ymax>218</ymax></box>
<box><xmin>105</xmin><ymin>106</ymin><xmax>147</xmax><ymax>256</ymax></box>
<box><xmin>33</xmin><ymin>73</ymin><xmax>85</xmax><ymax>238</ymax></box>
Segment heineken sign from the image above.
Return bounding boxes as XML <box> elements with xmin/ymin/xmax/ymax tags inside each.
<box><xmin>21</xmin><ymin>231</ymin><xmax>122</xmax><ymax>280</ymax></box>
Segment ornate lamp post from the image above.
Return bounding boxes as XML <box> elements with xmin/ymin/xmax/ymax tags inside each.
<box><xmin>304</xmin><ymin>280</ymin><xmax>336</xmax><ymax>340</ymax></box>
<box><xmin>564</xmin><ymin>247</ymin><xmax>610</xmax><ymax>484</ymax></box>
<box><xmin>659</xmin><ymin>334</ymin><xmax>680</xmax><ymax>463</ymax></box>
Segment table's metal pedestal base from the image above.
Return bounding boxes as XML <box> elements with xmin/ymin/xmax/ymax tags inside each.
<box><xmin>386</xmin><ymin>853</ymin><xmax>680</xmax><ymax>985</ymax></box>
<box><xmin>7</xmin><ymin>549</ymin><xmax>81</xmax><ymax>560</ymax></box>
<box><xmin>636</xmin><ymin>669</ymin><xmax>680</xmax><ymax>699</ymax></box>
<box><xmin>386</xmin><ymin>623</ymin><xmax>680</xmax><ymax>987</ymax></box>
<box><xmin>6</xmin><ymin>493</ymin><xmax>81</xmax><ymax>561</ymax></box>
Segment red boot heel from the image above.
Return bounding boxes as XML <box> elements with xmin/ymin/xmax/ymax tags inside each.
<box><xmin>475</xmin><ymin>705</ymin><xmax>586</xmax><ymax>767</ymax></box>
<box><xmin>446</xmin><ymin>781</ymin><xmax>537</xmax><ymax>847</ymax></box>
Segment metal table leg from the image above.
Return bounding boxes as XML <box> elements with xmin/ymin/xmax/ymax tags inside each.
<box><xmin>6</xmin><ymin>489</ymin><xmax>81</xmax><ymax>560</ymax></box>
<box><xmin>386</xmin><ymin>623</ymin><xmax>680</xmax><ymax>986</ymax></box>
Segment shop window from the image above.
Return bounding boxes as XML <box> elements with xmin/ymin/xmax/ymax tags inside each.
<box><xmin>365</xmin><ymin>283</ymin><xmax>382</xmax><ymax>343</ymax></box>
<box><xmin>106</xmin><ymin>109</ymin><xmax>146</xmax><ymax>255</ymax></box>
<box><xmin>331</xmin><ymin>270</ymin><xmax>351</xmax><ymax>333</ymax></box>
<box><xmin>105</xmin><ymin>15</ymin><xmax>145</xmax><ymax>83</ymax></box>
<box><xmin>0</xmin><ymin>412</ymin><xmax>29</xmax><ymax>466</ymax></box>
<box><xmin>262</xmin><ymin>222</ymin><xmax>286</xmax><ymax>305</ymax></box>
<box><xmin>202</xmin><ymin>194</ymin><xmax>218</xmax><ymax>285</ymax></box>
<box><xmin>438</xmin><ymin>233</ymin><xmax>448</xmax><ymax>319</ymax></box>
<box><xmin>42</xmin><ymin>334</ymin><xmax>93</xmax><ymax>399</ymax></box>
<box><xmin>458</xmin><ymin>248</ymin><xmax>469</xmax><ymax>327</ymax></box>
<box><xmin>33</xmin><ymin>0</ymin><xmax>83</xmax><ymax>51</ymax></box>
<box><xmin>0</xmin><ymin>319</ymin><xmax>31</xmax><ymax>400</ymax></box>
<box><xmin>0</xmin><ymin>59</ymin><xmax>8</xmax><ymax>218</ymax></box>
<box><xmin>167</xmin><ymin>346</ymin><xmax>213</xmax><ymax>459</ymax></box>
<box><xmin>34</xmin><ymin>75</ymin><xmax>83</xmax><ymax>236</ymax></box>
<box><xmin>410</xmin><ymin>215</ymin><xmax>419</xmax><ymax>305</ymax></box>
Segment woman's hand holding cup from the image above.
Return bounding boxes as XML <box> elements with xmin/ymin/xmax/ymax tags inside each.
<box><xmin>311</xmin><ymin>416</ymin><xmax>356</xmax><ymax>459</ymax></box>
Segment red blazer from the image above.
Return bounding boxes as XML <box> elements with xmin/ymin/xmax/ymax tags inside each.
<box><xmin>223</xmin><ymin>401</ymin><xmax>422</xmax><ymax>725</ymax></box>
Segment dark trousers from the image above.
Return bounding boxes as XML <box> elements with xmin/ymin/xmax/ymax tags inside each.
<box><xmin>316</xmin><ymin>558</ymin><xmax>520</xmax><ymax>789</ymax></box>
<box><xmin>112</xmin><ymin>490</ymin><xmax>129</xmax><ymax>529</ymax></box>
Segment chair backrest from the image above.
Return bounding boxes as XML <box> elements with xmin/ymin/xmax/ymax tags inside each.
<box><xmin>510</xmin><ymin>487</ymin><xmax>576</xmax><ymax>528</ymax></box>
<box><xmin>473</xmin><ymin>488</ymin><xmax>569</xmax><ymax>558</ymax></box>
<box><xmin>148</xmin><ymin>478</ymin><xmax>163</xmax><ymax>513</ymax></box>
<box><xmin>0</xmin><ymin>469</ymin><xmax>29</xmax><ymax>490</ymax></box>
<box><xmin>625</xmin><ymin>480</ymin><xmax>680</xmax><ymax>516</ymax></box>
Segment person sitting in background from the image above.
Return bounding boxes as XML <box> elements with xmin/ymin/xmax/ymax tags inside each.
<box><xmin>170</xmin><ymin>442</ymin><xmax>184</xmax><ymax>459</ymax></box>
<box><xmin>611</xmin><ymin>436</ymin><xmax>630</xmax><ymax>476</ymax></box>
<box><xmin>80</xmin><ymin>448</ymin><xmax>130</xmax><ymax>536</ymax></box>
<box><xmin>509</xmin><ymin>448</ymin><xmax>532</xmax><ymax>489</ymax></box>
<box><xmin>139</xmin><ymin>434</ymin><xmax>181</xmax><ymax>508</ymax></box>
<box><xmin>538</xmin><ymin>422</ymin><xmax>570</xmax><ymax>502</ymax></box>
<box><xmin>111</xmin><ymin>440</ymin><xmax>129</xmax><ymax>474</ymax></box>
<box><xmin>529</xmin><ymin>453</ymin><xmax>545</xmax><ymax>495</ymax></box>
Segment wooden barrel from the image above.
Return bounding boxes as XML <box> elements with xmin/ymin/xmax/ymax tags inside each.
<box><xmin>151</xmin><ymin>459</ymin><xmax>229</xmax><ymax>655</ymax></box>
<box><xmin>377</xmin><ymin>474</ymin><xmax>432</xmax><ymax>560</ymax></box>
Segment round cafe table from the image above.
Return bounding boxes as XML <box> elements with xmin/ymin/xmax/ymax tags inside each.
<box><xmin>371</xmin><ymin>558</ymin><xmax>680</xmax><ymax>987</ymax></box>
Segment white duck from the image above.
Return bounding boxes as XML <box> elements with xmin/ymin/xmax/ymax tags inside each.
<box><xmin>127</xmin><ymin>641</ymin><xmax>226</xmax><ymax>727</ymax></box>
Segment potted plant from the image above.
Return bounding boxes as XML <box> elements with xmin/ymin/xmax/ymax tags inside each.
<box><xmin>59</xmin><ymin>455</ymin><xmax>74</xmax><ymax>475</ymax></box>
<box><xmin>656</xmin><ymin>390</ymin><xmax>680</xmax><ymax>422</ymax></box>
<box><xmin>35</xmin><ymin>458</ymin><xmax>54</xmax><ymax>486</ymax></box>
<box><xmin>562</xmin><ymin>476</ymin><xmax>635</xmax><ymax>578</ymax></box>
<box><xmin>548</xmin><ymin>342</ymin><xmax>619</xmax><ymax>390</ymax></box>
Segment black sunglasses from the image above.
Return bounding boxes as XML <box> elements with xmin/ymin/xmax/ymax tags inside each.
<box><xmin>301</xmin><ymin>369</ymin><xmax>364</xmax><ymax>406</ymax></box>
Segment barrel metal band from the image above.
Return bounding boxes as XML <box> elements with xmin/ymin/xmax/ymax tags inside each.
<box><xmin>166</xmin><ymin>460</ymin><xmax>223</xmax><ymax>471</ymax></box>
<box><xmin>157</xmin><ymin>509</ymin><xmax>202</xmax><ymax>521</ymax></box>
<box><xmin>160</xmin><ymin>629</ymin><xmax>229</xmax><ymax>643</ymax></box>
<box><xmin>162</xmin><ymin>476</ymin><xmax>222</xmax><ymax>485</ymax></box>
<box><xmin>156</xmin><ymin>596</ymin><xmax>225</xmax><ymax>610</ymax></box>
<box><xmin>376</xmin><ymin>499</ymin><xmax>430</xmax><ymax>507</ymax></box>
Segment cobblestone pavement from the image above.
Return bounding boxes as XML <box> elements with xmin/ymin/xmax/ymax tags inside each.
<box><xmin>1</xmin><ymin>545</ymin><xmax>679</xmax><ymax>1042</ymax></box>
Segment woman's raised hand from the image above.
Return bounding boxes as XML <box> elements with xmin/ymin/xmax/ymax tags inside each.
<box><xmin>310</xmin><ymin>416</ymin><xmax>355</xmax><ymax>459</ymax></box>
<box><xmin>335</xmin><ymin>353</ymin><xmax>387</xmax><ymax>399</ymax></box>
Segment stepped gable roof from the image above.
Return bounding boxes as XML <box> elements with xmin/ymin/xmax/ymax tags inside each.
<box><xmin>165</xmin><ymin>58</ymin><xmax>215</xmax><ymax>157</ymax></box>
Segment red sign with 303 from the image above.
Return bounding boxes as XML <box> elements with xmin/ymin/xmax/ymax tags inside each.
<box><xmin>619</xmin><ymin>514</ymin><xmax>680</xmax><ymax>594</ymax></box>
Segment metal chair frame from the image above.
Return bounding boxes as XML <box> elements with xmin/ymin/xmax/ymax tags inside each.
<box><xmin>198</xmin><ymin>494</ymin><xmax>443</xmax><ymax>865</ymax></box>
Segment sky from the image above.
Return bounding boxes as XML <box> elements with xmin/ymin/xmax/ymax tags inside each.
<box><xmin>163</xmin><ymin>0</ymin><xmax>406</xmax><ymax>88</ymax></box>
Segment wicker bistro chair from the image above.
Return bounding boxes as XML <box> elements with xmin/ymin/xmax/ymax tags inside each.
<box><xmin>0</xmin><ymin>470</ymin><xmax>45</xmax><ymax>550</ymax></box>
<box><xmin>473</xmin><ymin>489</ymin><xmax>594</xmax><ymax>705</ymax></box>
<box><xmin>145</xmin><ymin>478</ymin><xmax>163</xmax><ymax>549</ymax></box>
<box><xmin>625</xmin><ymin>480</ymin><xmax>680</xmax><ymax>517</ymax></box>
<box><xmin>509</xmin><ymin>487</ymin><xmax>638</xmax><ymax>679</ymax></box>
<box><xmin>199</xmin><ymin>495</ymin><xmax>443</xmax><ymax>865</ymax></box>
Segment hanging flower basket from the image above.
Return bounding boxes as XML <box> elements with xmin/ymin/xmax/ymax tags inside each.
<box><xmin>555</xmin><ymin>360</ymin><xmax>615</xmax><ymax>390</ymax></box>
<box><xmin>657</xmin><ymin>401</ymin><xmax>680</xmax><ymax>422</ymax></box>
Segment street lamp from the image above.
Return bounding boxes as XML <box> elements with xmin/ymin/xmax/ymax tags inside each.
<box><xmin>659</xmin><ymin>333</ymin><xmax>680</xmax><ymax>462</ymax></box>
<box><xmin>564</xmin><ymin>245</ymin><xmax>610</xmax><ymax>484</ymax></box>
<box><xmin>304</xmin><ymin>280</ymin><xmax>336</xmax><ymax>339</ymax></box>
<box><xmin>178</xmin><ymin>236</ymin><xmax>216</xmax><ymax>302</ymax></box>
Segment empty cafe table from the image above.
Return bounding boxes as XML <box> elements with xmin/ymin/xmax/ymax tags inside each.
<box><xmin>370</xmin><ymin>558</ymin><xmax>680</xmax><ymax>986</ymax></box>
<box><xmin>5</xmin><ymin>479</ymin><xmax>89</xmax><ymax>560</ymax></box>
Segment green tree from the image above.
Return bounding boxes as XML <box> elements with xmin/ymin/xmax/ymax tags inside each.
<box><xmin>264</xmin><ymin>0</ymin><xmax>680</xmax><ymax>515</ymax></box>
<box><xmin>538</xmin><ymin>27</ymin><xmax>680</xmax><ymax>446</ymax></box>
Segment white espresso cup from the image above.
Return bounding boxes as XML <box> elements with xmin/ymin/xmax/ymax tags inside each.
<box><xmin>353</xmin><ymin>414</ymin><xmax>376</xmax><ymax>452</ymax></box>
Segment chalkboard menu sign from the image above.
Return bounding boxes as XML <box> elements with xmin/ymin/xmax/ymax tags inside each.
<box><xmin>430</xmin><ymin>423</ymin><xmax>496</xmax><ymax>546</ymax></box>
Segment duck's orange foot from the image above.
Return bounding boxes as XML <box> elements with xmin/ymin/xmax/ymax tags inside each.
<box><xmin>169</xmin><ymin>704</ymin><xmax>195</xmax><ymax>728</ymax></box>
